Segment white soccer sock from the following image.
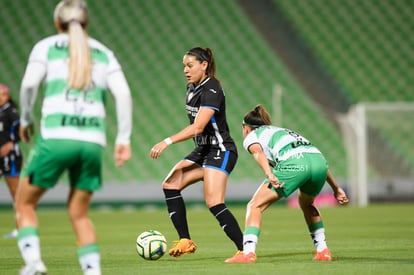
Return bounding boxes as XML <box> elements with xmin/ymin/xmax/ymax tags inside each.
<box><xmin>243</xmin><ymin>234</ymin><xmax>258</xmax><ymax>254</ymax></box>
<box><xmin>311</xmin><ymin>228</ymin><xmax>328</xmax><ymax>252</ymax></box>
<box><xmin>18</xmin><ymin>235</ymin><xmax>42</xmax><ymax>264</ymax></box>
<box><xmin>79</xmin><ymin>252</ymin><xmax>101</xmax><ymax>275</ymax></box>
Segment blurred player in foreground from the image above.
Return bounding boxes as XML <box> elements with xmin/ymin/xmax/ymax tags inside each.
<box><xmin>149</xmin><ymin>47</ymin><xmax>243</xmax><ymax>260</ymax></box>
<box><xmin>15</xmin><ymin>0</ymin><xmax>132</xmax><ymax>274</ymax></box>
<box><xmin>225</xmin><ymin>104</ymin><xmax>349</xmax><ymax>263</ymax></box>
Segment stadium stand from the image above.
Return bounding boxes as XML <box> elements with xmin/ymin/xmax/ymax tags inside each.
<box><xmin>275</xmin><ymin>0</ymin><xmax>413</xmax><ymax>102</ymax></box>
<box><xmin>271</xmin><ymin>0</ymin><xmax>414</xmax><ymax>199</ymax></box>
<box><xmin>11</xmin><ymin>0</ymin><xmax>414</xmax><ymax>186</ymax></box>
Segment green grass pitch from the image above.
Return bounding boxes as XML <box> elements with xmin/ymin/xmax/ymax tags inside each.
<box><xmin>1</xmin><ymin>203</ymin><xmax>413</xmax><ymax>274</ymax></box>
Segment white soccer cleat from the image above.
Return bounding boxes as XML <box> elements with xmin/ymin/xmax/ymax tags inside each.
<box><xmin>19</xmin><ymin>261</ymin><xmax>47</xmax><ymax>275</ymax></box>
<box><xmin>3</xmin><ymin>228</ymin><xmax>18</xmax><ymax>239</ymax></box>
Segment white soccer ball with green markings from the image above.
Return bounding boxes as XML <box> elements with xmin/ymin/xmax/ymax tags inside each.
<box><xmin>136</xmin><ymin>230</ymin><xmax>167</xmax><ymax>260</ymax></box>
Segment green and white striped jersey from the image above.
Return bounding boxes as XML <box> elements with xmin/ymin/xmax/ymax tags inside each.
<box><xmin>243</xmin><ymin>125</ymin><xmax>320</xmax><ymax>166</ymax></box>
<box><xmin>24</xmin><ymin>33</ymin><xmax>123</xmax><ymax>146</ymax></box>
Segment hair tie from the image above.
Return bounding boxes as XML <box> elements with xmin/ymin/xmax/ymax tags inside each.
<box><xmin>242</xmin><ymin>120</ymin><xmax>262</xmax><ymax>129</ymax></box>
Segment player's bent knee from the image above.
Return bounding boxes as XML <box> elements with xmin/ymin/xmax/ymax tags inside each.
<box><xmin>247</xmin><ymin>200</ymin><xmax>261</xmax><ymax>213</ymax></box>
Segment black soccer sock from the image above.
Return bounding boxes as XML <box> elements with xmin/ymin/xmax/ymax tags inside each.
<box><xmin>163</xmin><ymin>189</ymin><xmax>190</xmax><ymax>239</ymax></box>
<box><xmin>209</xmin><ymin>203</ymin><xmax>244</xmax><ymax>251</ymax></box>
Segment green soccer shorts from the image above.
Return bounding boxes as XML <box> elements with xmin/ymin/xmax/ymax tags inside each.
<box><xmin>266</xmin><ymin>153</ymin><xmax>328</xmax><ymax>198</ymax></box>
<box><xmin>22</xmin><ymin>137</ymin><xmax>103</xmax><ymax>191</ymax></box>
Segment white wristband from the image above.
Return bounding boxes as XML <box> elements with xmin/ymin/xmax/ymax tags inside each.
<box><xmin>164</xmin><ymin>137</ymin><xmax>173</xmax><ymax>145</ymax></box>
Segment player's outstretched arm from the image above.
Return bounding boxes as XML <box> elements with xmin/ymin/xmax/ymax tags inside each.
<box><xmin>326</xmin><ymin>169</ymin><xmax>349</xmax><ymax>205</ymax></box>
<box><xmin>248</xmin><ymin>143</ymin><xmax>283</xmax><ymax>189</ymax></box>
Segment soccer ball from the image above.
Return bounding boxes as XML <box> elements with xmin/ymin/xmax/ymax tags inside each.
<box><xmin>136</xmin><ymin>230</ymin><xmax>167</xmax><ymax>260</ymax></box>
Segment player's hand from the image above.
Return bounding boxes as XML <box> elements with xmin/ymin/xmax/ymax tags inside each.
<box><xmin>19</xmin><ymin>124</ymin><xmax>34</xmax><ymax>143</ymax></box>
<box><xmin>0</xmin><ymin>141</ymin><xmax>13</xmax><ymax>157</ymax></box>
<box><xmin>267</xmin><ymin>173</ymin><xmax>284</xmax><ymax>189</ymax></box>
<box><xmin>334</xmin><ymin>187</ymin><xmax>349</xmax><ymax>205</ymax></box>
<box><xmin>149</xmin><ymin>140</ymin><xmax>169</xmax><ymax>159</ymax></box>
<box><xmin>114</xmin><ymin>144</ymin><xmax>131</xmax><ymax>167</ymax></box>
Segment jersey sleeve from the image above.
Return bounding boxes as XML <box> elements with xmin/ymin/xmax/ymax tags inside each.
<box><xmin>28</xmin><ymin>39</ymin><xmax>49</xmax><ymax>65</ymax></box>
<box><xmin>243</xmin><ymin>131</ymin><xmax>259</xmax><ymax>152</ymax></box>
<box><xmin>107</xmin><ymin>71</ymin><xmax>132</xmax><ymax>145</ymax></box>
<box><xmin>200</xmin><ymin>81</ymin><xmax>223</xmax><ymax>111</ymax></box>
<box><xmin>105</xmin><ymin>49</ymin><xmax>122</xmax><ymax>76</ymax></box>
<box><xmin>20</xmin><ymin>40</ymin><xmax>47</xmax><ymax>127</ymax></box>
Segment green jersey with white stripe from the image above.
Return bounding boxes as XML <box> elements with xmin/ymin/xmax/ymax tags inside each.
<box><xmin>243</xmin><ymin>125</ymin><xmax>320</xmax><ymax>166</ymax></box>
<box><xmin>26</xmin><ymin>33</ymin><xmax>122</xmax><ymax>146</ymax></box>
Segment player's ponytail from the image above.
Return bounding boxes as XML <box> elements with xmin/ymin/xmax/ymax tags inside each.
<box><xmin>54</xmin><ymin>0</ymin><xmax>91</xmax><ymax>90</ymax></box>
<box><xmin>204</xmin><ymin>48</ymin><xmax>216</xmax><ymax>80</ymax></box>
<box><xmin>243</xmin><ymin>104</ymin><xmax>272</xmax><ymax>129</ymax></box>
<box><xmin>68</xmin><ymin>20</ymin><xmax>91</xmax><ymax>90</ymax></box>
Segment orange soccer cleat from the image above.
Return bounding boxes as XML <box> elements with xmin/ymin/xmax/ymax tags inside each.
<box><xmin>313</xmin><ymin>248</ymin><xmax>332</xmax><ymax>261</ymax></box>
<box><xmin>168</xmin><ymin>238</ymin><xmax>197</xmax><ymax>257</ymax></box>
<box><xmin>225</xmin><ymin>251</ymin><xmax>256</xmax><ymax>263</ymax></box>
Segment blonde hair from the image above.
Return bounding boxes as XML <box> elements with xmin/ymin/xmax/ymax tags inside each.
<box><xmin>54</xmin><ymin>0</ymin><xmax>91</xmax><ymax>90</ymax></box>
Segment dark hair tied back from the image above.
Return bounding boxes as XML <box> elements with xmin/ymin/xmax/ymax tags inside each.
<box><xmin>243</xmin><ymin>104</ymin><xmax>272</xmax><ymax>128</ymax></box>
<box><xmin>186</xmin><ymin>47</ymin><xmax>210</xmax><ymax>62</ymax></box>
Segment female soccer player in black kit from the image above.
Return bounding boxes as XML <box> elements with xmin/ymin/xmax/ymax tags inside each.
<box><xmin>150</xmin><ymin>47</ymin><xmax>244</xmax><ymax>260</ymax></box>
<box><xmin>0</xmin><ymin>83</ymin><xmax>22</xmax><ymax>239</ymax></box>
